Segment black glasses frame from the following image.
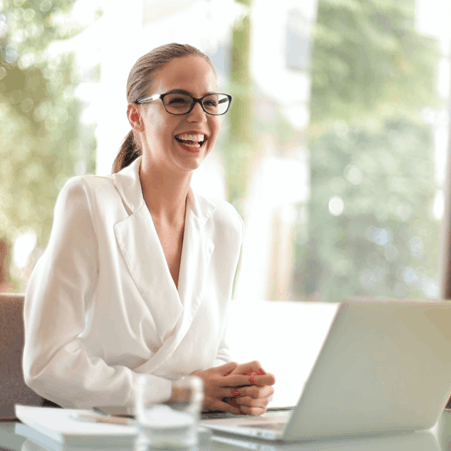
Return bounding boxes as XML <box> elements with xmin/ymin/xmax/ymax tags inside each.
<box><xmin>136</xmin><ymin>92</ymin><xmax>232</xmax><ymax>116</ymax></box>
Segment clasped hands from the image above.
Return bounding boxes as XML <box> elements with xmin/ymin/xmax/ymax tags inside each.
<box><xmin>193</xmin><ymin>361</ymin><xmax>276</xmax><ymax>416</ymax></box>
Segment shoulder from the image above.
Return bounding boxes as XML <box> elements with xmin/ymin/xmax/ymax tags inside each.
<box><xmin>194</xmin><ymin>191</ymin><xmax>244</xmax><ymax>242</ymax></box>
<box><xmin>57</xmin><ymin>174</ymin><xmax>116</xmax><ymax>206</ymax></box>
<box><xmin>62</xmin><ymin>173</ymin><xmax>115</xmax><ymax>192</ymax></box>
<box><xmin>211</xmin><ymin>197</ymin><xmax>243</xmax><ymax>229</ymax></box>
<box><xmin>52</xmin><ymin>174</ymin><xmax>124</xmax><ymax>228</ymax></box>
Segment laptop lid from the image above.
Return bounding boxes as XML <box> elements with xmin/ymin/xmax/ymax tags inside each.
<box><xmin>204</xmin><ymin>300</ymin><xmax>451</xmax><ymax>442</ymax></box>
<box><xmin>283</xmin><ymin>300</ymin><xmax>451</xmax><ymax>440</ymax></box>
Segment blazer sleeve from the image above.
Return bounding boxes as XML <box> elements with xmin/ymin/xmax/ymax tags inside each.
<box><xmin>23</xmin><ymin>177</ymin><xmax>172</xmax><ymax>412</ymax></box>
<box><xmin>213</xmin><ymin>204</ymin><xmax>245</xmax><ymax>367</ymax></box>
<box><xmin>213</xmin><ymin>328</ymin><xmax>232</xmax><ymax>366</ymax></box>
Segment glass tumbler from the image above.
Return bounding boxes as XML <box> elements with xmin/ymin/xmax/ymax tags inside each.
<box><xmin>135</xmin><ymin>375</ymin><xmax>204</xmax><ymax>449</ymax></box>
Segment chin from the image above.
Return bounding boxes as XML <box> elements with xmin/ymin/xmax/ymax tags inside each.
<box><xmin>176</xmin><ymin>151</ymin><xmax>211</xmax><ymax>172</ymax></box>
<box><xmin>180</xmin><ymin>160</ymin><xmax>204</xmax><ymax>172</ymax></box>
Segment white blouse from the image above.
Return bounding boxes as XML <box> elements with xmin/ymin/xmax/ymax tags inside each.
<box><xmin>23</xmin><ymin>157</ymin><xmax>244</xmax><ymax>412</ymax></box>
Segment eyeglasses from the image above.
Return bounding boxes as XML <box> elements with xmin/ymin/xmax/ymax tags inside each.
<box><xmin>136</xmin><ymin>91</ymin><xmax>232</xmax><ymax>116</ymax></box>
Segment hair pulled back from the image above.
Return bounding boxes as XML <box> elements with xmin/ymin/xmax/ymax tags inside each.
<box><xmin>112</xmin><ymin>43</ymin><xmax>215</xmax><ymax>174</ymax></box>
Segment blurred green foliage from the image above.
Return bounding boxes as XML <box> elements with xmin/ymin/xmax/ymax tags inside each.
<box><xmin>0</xmin><ymin>0</ymin><xmax>95</xmax><ymax>289</ymax></box>
<box><xmin>222</xmin><ymin>0</ymin><xmax>256</xmax><ymax>212</ymax></box>
<box><xmin>224</xmin><ymin>0</ymin><xmax>300</xmax><ymax>214</ymax></box>
<box><xmin>309</xmin><ymin>0</ymin><xmax>440</xmax><ymax>129</ymax></box>
<box><xmin>293</xmin><ymin>0</ymin><xmax>442</xmax><ymax>301</ymax></box>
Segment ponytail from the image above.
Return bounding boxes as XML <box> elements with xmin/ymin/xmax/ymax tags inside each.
<box><xmin>112</xmin><ymin>130</ymin><xmax>142</xmax><ymax>174</ymax></box>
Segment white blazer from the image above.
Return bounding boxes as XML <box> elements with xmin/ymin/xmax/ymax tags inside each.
<box><xmin>23</xmin><ymin>157</ymin><xmax>243</xmax><ymax>411</ymax></box>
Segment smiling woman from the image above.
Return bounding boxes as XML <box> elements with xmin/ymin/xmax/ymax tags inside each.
<box><xmin>22</xmin><ymin>43</ymin><xmax>275</xmax><ymax>417</ymax></box>
<box><xmin>131</xmin><ymin>55</ymin><xmax>222</xmax><ymax>176</ymax></box>
<box><xmin>111</xmin><ymin>44</ymin><xmax>219</xmax><ymax>174</ymax></box>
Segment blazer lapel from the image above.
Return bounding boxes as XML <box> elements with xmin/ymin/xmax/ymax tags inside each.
<box><xmin>132</xmin><ymin>191</ymin><xmax>216</xmax><ymax>375</ymax></box>
<box><xmin>178</xmin><ymin>191</ymin><xmax>216</xmax><ymax>316</ymax></box>
<box><xmin>112</xmin><ymin>159</ymin><xmax>183</xmax><ymax>343</ymax></box>
<box><xmin>114</xmin><ymin>204</ymin><xmax>183</xmax><ymax>344</ymax></box>
<box><xmin>112</xmin><ymin>159</ymin><xmax>218</xmax><ymax>375</ymax></box>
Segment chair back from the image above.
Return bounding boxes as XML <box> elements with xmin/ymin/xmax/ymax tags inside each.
<box><xmin>0</xmin><ymin>293</ymin><xmax>42</xmax><ymax>419</ymax></box>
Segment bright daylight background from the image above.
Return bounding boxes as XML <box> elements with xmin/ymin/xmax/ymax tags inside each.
<box><xmin>2</xmin><ymin>0</ymin><xmax>451</xmax><ymax>407</ymax></box>
<box><xmin>1</xmin><ymin>0</ymin><xmax>451</xmax><ymax>304</ymax></box>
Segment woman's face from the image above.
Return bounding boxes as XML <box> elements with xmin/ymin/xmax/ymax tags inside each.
<box><xmin>138</xmin><ymin>55</ymin><xmax>221</xmax><ymax>175</ymax></box>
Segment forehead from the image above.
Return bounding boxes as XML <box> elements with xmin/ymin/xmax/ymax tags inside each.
<box><xmin>151</xmin><ymin>56</ymin><xmax>217</xmax><ymax>96</ymax></box>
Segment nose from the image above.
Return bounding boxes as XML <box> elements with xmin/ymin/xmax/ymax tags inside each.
<box><xmin>187</xmin><ymin>101</ymin><xmax>207</xmax><ymax>123</ymax></box>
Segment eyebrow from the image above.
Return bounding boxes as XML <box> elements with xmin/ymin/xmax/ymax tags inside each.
<box><xmin>166</xmin><ymin>89</ymin><xmax>218</xmax><ymax>97</ymax></box>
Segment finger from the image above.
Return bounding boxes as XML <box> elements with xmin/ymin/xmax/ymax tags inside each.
<box><xmin>239</xmin><ymin>405</ymin><xmax>267</xmax><ymax>416</ymax></box>
<box><xmin>210</xmin><ymin>399</ymin><xmax>241</xmax><ymax>415</ymax></box>
<box><xmin>238</xmin><ymin>385</ymin><xmax>274</xmax><ymax>399</ymax></box>
<box><xmin>221</xmin><ymin>374</ymin><xmax>254</xmax><ymax>387</ymax></box>
<box><xmin>226</xmin><ymin>374</ymin><xmax>276</xmax><ymax>387</ymax></box>
<box><xmin>218</xmin><ymin>387</ymin><xmax>245</xmax><ymax>399</ymax></box>
<box><xmin>251</xmin><ymin>374</ymin><xmax>276</xmax><ymax>386</ymax></box>
<box><xmin>224</xmin><ymin>397</ymin><xmax>246</xmax><ymax>415</ymax></box>
<box><xmin>235</xmin><ymin>396</ymin><xmax>271</xmax><ymax>408</ymax></box>
<box><xmin>229</xmin><ymin>361</ymin><xmax>264</xmax><ymax>375</ymax></box>
<box><xmin>216</xmin><ymin>361</ymin><xmax>239</xmax><ymax>375</ymax></box>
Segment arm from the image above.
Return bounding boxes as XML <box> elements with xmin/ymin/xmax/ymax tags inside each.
<box><xmin>213</xmin><ymin>203</ymin><xmax>245</xmax><ymax>368</ymax></box>
<box><xmin>23</xmin><ymin>178</ymin><xmax>172</xmax><ymax>411</ymax></box>
<box><xmin>213</xmin><ymin>317</ymin><xmax>232</xmax><ymax>366</ymax></box>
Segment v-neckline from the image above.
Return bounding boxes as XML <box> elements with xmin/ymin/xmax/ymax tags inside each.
<box><xmin>147</xmin><ymin>192</ymin><xmax>192</xmax><ymax>295</ymax></box>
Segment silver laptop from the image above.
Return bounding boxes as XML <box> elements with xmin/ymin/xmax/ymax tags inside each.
<box><xmin>202</xmin><ymin>300</ymin><xmax>451</xmax><ymax>442</ymax></box>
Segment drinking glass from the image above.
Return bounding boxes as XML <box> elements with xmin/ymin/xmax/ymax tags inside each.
<box><xmin>135</xmin><ymin>375</ymin><xmax>204</xmax><ymax>449</ymax></box>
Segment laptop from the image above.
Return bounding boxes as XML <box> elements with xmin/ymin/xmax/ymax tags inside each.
<box><xmin>202</xmin><ymin>300</ymin><xmax>451</xmax><ymax>442</ymax></box>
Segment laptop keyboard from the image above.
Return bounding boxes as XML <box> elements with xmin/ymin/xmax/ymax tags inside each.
<box><xmin>241</xmin><ymin>422</ymin><xmax>286</xmax><ymax>431</ymax></box>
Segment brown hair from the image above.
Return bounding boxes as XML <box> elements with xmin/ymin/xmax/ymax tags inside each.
<box><xmin>112</xmin><ymin>43</ymin><xmax>216</xmax><ymax>174</ymax></box>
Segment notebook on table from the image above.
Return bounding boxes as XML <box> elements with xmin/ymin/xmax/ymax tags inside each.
<box><xmin>202</xmin><ymin>300</ymin><xmax>451</xmax><ymax>442</ymax></box>
<box><xmin>15</xmin><ymin>405</ymin><xmax>137</xmax><ymax>447</ymax></box>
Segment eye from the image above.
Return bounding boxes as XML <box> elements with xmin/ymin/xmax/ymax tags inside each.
<box><xmin>203</xmin><ymin>96</ymin><xmax>220</xmax><ymax>113</ymax></box>
<box><xmin>165</xmin><ymin>94</ymin><xmax>192</xmax><ymax>108</ymax></box>
<box><xmin>204</xmin><ymin>99</ymin><xmax>218</xmax><ymax>107</ymax></box>
<box><xmin>169</xmin><ymin>97</ymin><xmax>188</xmax><ymax>104</ymax></box>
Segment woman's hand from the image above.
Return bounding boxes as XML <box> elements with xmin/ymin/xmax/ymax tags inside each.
<box><xmin>225</xmin><ymin>361</ymin><xmax>276</xmax><ymax>416</ymax></box>
<box><xmin>192</xmin><ymin>362</ymin><xmax>267</xmax><ymax>415</ymax></box>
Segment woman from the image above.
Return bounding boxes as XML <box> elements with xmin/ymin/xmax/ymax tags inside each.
<box><xmin>23</xmin><ymin>43</ymin><xmax>275</xmax><ymax>416</ymax></box>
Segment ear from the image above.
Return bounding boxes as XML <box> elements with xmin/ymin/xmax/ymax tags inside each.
<box><xmin>127</xmin><ymin>103</ymin><xmax>145</xmax><ymax>132</ymax></box>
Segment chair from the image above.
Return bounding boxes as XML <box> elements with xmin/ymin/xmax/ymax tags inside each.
<box><xmin>0</xmin><ymin>293</ymin><xmax>42</xmax><ymax>419</ymax></box>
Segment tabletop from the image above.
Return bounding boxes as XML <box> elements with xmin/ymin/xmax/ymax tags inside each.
<box><xmin>2</xmin><ymin>410</ymin><xmax>451</xmax><ymax>451</ymax></box>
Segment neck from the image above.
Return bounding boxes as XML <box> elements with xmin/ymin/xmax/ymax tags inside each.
<box><xmin>139</xmin><ymin>161</ymin><xmax>192</xmax><ymax>221</ymax></box>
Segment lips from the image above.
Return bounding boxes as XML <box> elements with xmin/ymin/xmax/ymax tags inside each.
<box><xmin>174</xmin><ymin>132</ymin><xmax>207</xmax><ymax>152</ymax></box>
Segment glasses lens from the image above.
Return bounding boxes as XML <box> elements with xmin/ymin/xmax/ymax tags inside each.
<box><xmin>202</xmin><ymin>94</ymin><xmax>230</xmax><ymax>115</ymax></box>
<box><xmin>163</xmin><ymin>93</ymin><xmax>193</xmax><ymax>114</ymax></box>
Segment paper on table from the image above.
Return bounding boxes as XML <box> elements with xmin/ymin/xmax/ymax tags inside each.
<box><xmin>15</xmin><ymin>405</ymin><xmax>137</xmax><ymax>447</ymax></box>
<box><xmin>15</xmin><ymin>423</ymin><xmax>135</xmax><ymax>451</ymax></box>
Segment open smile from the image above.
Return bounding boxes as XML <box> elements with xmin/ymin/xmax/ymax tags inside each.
<box><xmin>174</xmin><ymin>133</ymin><xmax>207</xmax><ymax>153</ymax></box>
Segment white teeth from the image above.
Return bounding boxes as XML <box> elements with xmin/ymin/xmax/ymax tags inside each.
<box><xmin>185</xmin><ymin>142</ymin><xmax>200</xmax><ymax>148</ymax></box>
<box><xmin>176</xmin><ymin>133</ymin><xmax>205</xmax><ymax>142</ymax></box>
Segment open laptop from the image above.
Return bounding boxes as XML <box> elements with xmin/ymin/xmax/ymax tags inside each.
<box><xmin>202</xmin><ymin>300</ymin><xmax>451</xmax><ymax>442</ymax></box>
